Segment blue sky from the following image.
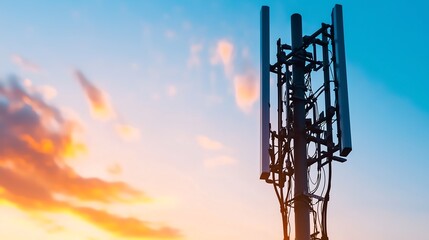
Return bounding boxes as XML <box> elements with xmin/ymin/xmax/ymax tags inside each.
<box><xmin>0</xmin><ymin>1</ymin><xmax>427</xmax><ymax>239</ymax></box>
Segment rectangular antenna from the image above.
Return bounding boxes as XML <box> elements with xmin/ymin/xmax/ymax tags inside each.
<box><xmin>260</xmin><ymin>6</ymin><xmax>270</xmax><ymax>180</ymax></box>
<box><xmin>332</xmin><ymin>4</ymin><xmax>352</xmax><ymax>156</ymax></box>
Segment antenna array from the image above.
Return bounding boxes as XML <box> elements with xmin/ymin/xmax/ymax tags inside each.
<box><xmin>260</xmin><ymin>5</ymin><xmax>352</xmax><ymax>240</ymax></box>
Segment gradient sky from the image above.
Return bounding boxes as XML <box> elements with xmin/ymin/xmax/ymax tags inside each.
<box><xmin>0</xmin><ymin>1</ymin><xmax>428</xmax><ymax>240</ymax></box>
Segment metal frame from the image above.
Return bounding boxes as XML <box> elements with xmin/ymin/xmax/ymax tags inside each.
<box><xmin>260</xmin><ymin>4</ymin><xmax>352</xmax><ymax>240</ymax></box>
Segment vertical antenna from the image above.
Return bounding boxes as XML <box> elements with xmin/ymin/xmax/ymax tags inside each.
<box><xmin>332</xmin><ymin>4</ymin><xmax>352</xmax><ymax>156</ymax></box>
<box><xmin>260</xmin><ymin>6</ymin><xmax>270</xmax><ymax>180</ymax></box>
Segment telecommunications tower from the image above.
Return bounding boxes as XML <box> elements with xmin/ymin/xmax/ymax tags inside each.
<box><xmin>260</xmin><ymin>4</ymin><xmax>352</xmax><ymax>240</ymax></box>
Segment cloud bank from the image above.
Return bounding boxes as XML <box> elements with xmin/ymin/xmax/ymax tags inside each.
<box><xmin>0</xmin><ymin>77</ymin><xmax>180</xmax><ymax>239</ymax></box>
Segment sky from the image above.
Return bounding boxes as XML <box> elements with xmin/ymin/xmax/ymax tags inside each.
<box><xmin>0</xmin><ymin>0</ymin><xmax>428</xmax><ymax>239</ymax></box>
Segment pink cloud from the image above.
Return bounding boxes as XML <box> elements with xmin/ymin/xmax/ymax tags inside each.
<box><xmin>23</xmin><ymin>78</ymin><xmax>57</xmax><ymax>100</ymax></box>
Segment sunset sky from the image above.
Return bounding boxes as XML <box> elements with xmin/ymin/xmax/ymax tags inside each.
<box><xmin>0</xmin><ymin>1</ymin><xmax>428</xmax><ymax>240</ymax></box>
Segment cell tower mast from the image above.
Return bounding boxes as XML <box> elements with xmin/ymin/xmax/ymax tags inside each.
<box><xmin>290</xmin><ymin>13</ymin><xmax>311</xmax><ymax>240</ymax></box>
<box><xmin>260</xmin><ymin>5</ymin><xmax>352</xmax><ymax>240</ymax></box>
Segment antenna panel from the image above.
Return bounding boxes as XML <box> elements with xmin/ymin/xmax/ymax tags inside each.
<box><xmin>260</xmin><ymin>6</ymin><xmax>270</xmax><ymax>179</ymax></box>
<box><xmin>332</xmin><ymin>4</ymin><xmax>352</xmax><ymax>156</ymax></box>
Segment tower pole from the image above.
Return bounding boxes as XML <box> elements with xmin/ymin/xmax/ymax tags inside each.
<box><xmin>291</xmin><ymin>13</ymin><xmax>310</xmax><ymax>240</ymax></box>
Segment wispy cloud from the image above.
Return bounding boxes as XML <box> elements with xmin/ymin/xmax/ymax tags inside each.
<box><xmin>204</xmin><ymin>155</ymin><xmax>237</xmax><ymax>168</ymax></box>
<box><xmin>196</xmin><ymin>135</ymin><xmax>224</xmax><ymax>151</ymax></box>
<box><xmin>196</xmin><ymin>135</ymin><xmax>237</xmax><ymax>168</ymax></box>
<box><xmin>0</xmin><ymin>77</ymin><xmax>181</xmax><ymax>239</ymax></box>
<box><xmin>74</xmin><ymin>70</ymin><xmax>115</xmax><ymax>120</ymax></box>
<box><xmin>11</xmin><ymin>54</ymin><xmax>41</xmax><ymax>73</ymax></box>
<box><xmin>74</xmin><ymin>70</ymin><xmax>143</xmax><ymax>142</ymax></box>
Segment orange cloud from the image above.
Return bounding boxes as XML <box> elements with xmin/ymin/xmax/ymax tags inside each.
<box><xmin>211</xmin><ymin>39</ymin><xmax>234</xmax><ymax>76</ymax></box>
<box><xmin>74</xmin><ymin>70</ymin><xmax>115</xmax><ymax>120</ymax></box>
<box><xmin>11</xmin><ymin>54</ymin><xmax>41</xmax><ymax>73</ymax></box>
<box><xmin>210</xmin><ymin>39</ymin><xmax>260</xmax><ymax>114</ymax></box>
<box><xmin>77</xmin><ymin>207</ymin><xmax>180</xmax><ymax>238</ymax></box>
<box><xmin>196</xmin><ymin>135</ymin><xmax>224</xmax><ymax>151</ymax></box>
<box><xmin>0</xmin><ymin>77</ymin><xmax>181</xmax><ymax>239</ymax></box>
<box><xmin>233</xmin><ymin>68</ymin><xmax>259</xmax><ymax>113</ymax></box>
<box><xmin>74</xmin><ymin>70</ymin><xmax>142</xmax><ymax>142</ymax></box>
